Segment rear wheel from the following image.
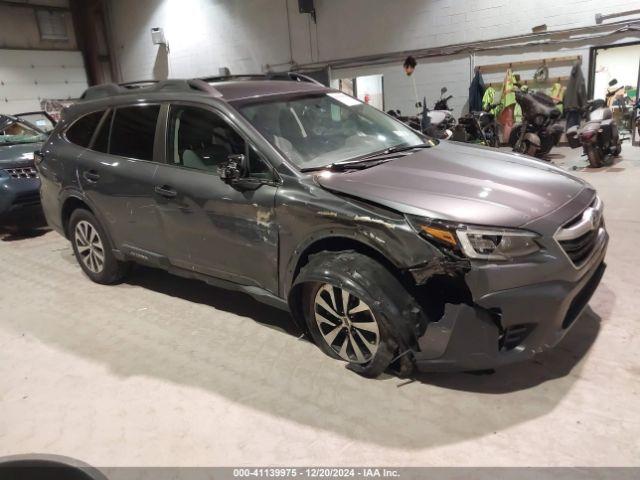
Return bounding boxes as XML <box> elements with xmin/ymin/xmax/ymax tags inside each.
<box><xmin>69</xmin><ymin>209</ymin><xmax>130</xmax><ymax>284</ymax></box>
<box><xmin>297</xmin><ymin>251</ymin><xmax>423</xmax><ymax>377</ymax></box>
<box><xmin>586</xmin><ymin>146</ymin><xmax>604</xmax><ymax>168</ymax></box>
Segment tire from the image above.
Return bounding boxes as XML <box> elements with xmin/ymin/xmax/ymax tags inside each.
<box><xmin>508</xmin><ymin>124</ymin><xmax>523</xmax><ymax>148</ymax></box>
<box><xmin>612</xmin><ymin>142</ymin><xmax>622</xmax><ymax>157</ymax></box>
<box><xmin>297</xmin><ymin>251</ymin><xmax>423</xmax><ymax>378</ymax></box>
<box><xmin>69</xmin><ymin>208</ymin><xmax>130</xmax><ymax>284</ymax></box>
<box><xmin>587</xmin><ymin>146</ymin><xmax>604</xmax><ymax>168</ymax></box>
<box><xmin>538</xmin><ymin>135</ymin><xmax>555</xmax><ymax>157</ymax></box>
<box><xmin>515</xmin><ymin>139</ymin><xmax>536</xmax><ymax>156</ymax></box>
<box><xmin>488</xmin><ymin>126</ymin><xmax>500</xmax><ymax>148</ymax></box>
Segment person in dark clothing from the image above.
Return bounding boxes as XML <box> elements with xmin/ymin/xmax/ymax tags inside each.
<box><xmin>469</xmin><ymin>68</ymin><xmax>486</xmax><ymax>112</ymax></box>
<box><xmin>564</xmin><ymin>62</ymin><xmax>587</xmax><ymax>129</ymax></box>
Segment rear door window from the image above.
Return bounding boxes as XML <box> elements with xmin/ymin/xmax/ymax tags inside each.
<box><xmin>109</xmin><ymin>105</ymin><xmax>160</xmax><ymax>161</ymax></box>
<box><xmin>66</xmin><ymin>110</ymin><xmax>105</xmax><ymax>147</ymax></box>
<box><xmin>91</xmin><ymin>110</ymin><xmax>113</xmax><ymax>154</ymax></box>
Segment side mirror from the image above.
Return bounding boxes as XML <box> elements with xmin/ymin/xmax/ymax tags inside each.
<box><xmin>609</xmin><ymin>79</ymin><xmax>618</xmax><ymax>86</ymax></box>
<box><xmin>218</xmin><ymin>154</ymin><xmax>246</xmax><ymax>184</ymax></box>
<box><xmin>441</xmin><ymin>87</ymin><xmax>447</xmax><ymax>95</ymax></box>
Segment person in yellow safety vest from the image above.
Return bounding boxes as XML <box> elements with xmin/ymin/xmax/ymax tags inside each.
<box><xmin>482</xmin><ymin>86</ymin><xmax>497</xmax><ymax>114</ymax></box>
<box><xmin>549</xmin><ymin>82</ymin><xmax>565</xmax><ymax>114</ymax></box>
<box><xmin>498</xmin><ymin>68</ymin><xmax>518</xmax><ymax>140</ymax></box>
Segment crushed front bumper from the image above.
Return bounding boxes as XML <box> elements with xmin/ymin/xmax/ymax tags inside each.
<box><xmin>412</xmin><ymin>228</ymin><xmax>608</xmax><ymax>372</ymax></box>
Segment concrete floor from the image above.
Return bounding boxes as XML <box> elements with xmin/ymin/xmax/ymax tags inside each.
<box><xmin>0</xmin><ymin>146</ymin><xmax>639</xmax><ymax>467</ymax></box>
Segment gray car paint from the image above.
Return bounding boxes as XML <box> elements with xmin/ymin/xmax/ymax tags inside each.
<box><xmin>0</xmin><ymin>142</ymin><xmax>42</xmax><ymax>217</ymax></box>
<box><xmin>37</xmin><ymin>79</ymin><xmax>608</xmax><ymax>371</ymax></box>
<box><xmin>315</xmin><ymin>140</ymin><xmax>588</xmax><ymax>229</ymax></box>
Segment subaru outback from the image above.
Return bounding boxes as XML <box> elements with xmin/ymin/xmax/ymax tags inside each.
<box><xmin>36</xmin><ymin>76</ymin><xmax>607</xmax><ymax>377</ymax></box>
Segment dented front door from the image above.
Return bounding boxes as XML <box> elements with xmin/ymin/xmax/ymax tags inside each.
<box><xmin>153</xmin><ymin>164</ymin><xmax>278</xmax><ymax>293</ymax></box>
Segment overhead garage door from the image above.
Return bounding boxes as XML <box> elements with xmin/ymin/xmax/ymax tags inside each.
<box><xmin>0</xmin><ymin>49</ymin><xmax>88</xmax><ymax>115</ymax></box>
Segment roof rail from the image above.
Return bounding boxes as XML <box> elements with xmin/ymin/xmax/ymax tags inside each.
<box><xmin>201</xmin><ymin>71</ymin><xmax>324</xmax><ymax>86</ymax></box>
<box><xmin>80</xmin><ymin>79</ymin><xmax>222</xmax><ymax>101</ymax></box>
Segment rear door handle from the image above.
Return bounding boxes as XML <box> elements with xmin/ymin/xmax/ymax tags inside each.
<box><xmin>82</xmin><ymin>170</ymin><xmax>100</xmax><ymax>182</ymax></box>
<box><xmin>154</xmin><ymin>185</ymin><xmax>178</xmax><ymax>198</ymax></box>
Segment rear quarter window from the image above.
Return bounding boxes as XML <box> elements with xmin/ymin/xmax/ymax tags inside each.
<box><xmin>65</xmin><ymin>110</ymin><xmax>105</xmax><ymax>147</ymax></box>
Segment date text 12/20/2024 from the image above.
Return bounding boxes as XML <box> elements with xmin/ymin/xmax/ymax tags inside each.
<box><xmin>233</xmin><ymin>468</ymin><xmax>400</xmax><ymax>478</ymax></box>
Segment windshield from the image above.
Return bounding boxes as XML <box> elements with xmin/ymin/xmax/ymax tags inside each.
<box><xmin>235</xmin><ymin>92</ymin><xmax>427</xmax><ymax>169</ymax></box>
<box><xmin>0</xmin><ymin>119</ymin><xmax>46</xmax><ymax>145</ymax></box>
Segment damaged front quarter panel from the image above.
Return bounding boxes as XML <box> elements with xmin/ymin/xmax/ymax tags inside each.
<box><xmin>408</xmin><ymin>255</ymin><xmax>471</xmax><ymax>285</ymax></box>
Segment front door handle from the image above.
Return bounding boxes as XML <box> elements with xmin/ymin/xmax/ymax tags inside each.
<box><xmin>154</xmin><ymin>185</ymin><xmax>178</xmax><ymax>198</ymax></box>
<box><xmin>83</xmin><ymin>170</ymin><xmax>100</xmax><ymax>182</ymax></box>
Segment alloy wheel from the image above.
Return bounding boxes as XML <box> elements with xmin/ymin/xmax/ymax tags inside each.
<box><xmin>314</xmin><ymin>284</ymin><xmax>380</xmax><ymax>364</ymax></box>
<box><xmin>74</xmin><ymin>220</ymin><xmax>105</xmax><ymax>274</ymax></box>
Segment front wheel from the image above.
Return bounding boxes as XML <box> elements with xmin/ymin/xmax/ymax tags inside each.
<box><xmin>508</xmin><ymin>124</ymin><xmax>523</xmax><ymax>148</ymax></box>
<box><xmin>297</xmin><ymin>251</ymin><xmax>425</xmax><ymax>377</ymax></box>
<box><xmin>514</xmin><ymin>139</ymin><xmax>536</xmax><ymax>156</ymax></box>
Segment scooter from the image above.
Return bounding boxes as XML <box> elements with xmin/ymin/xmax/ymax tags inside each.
<box><xmin>510</xmin><ymin>90</ymin><xmax>563</xmax><ymax>158</ymax></box>
<box><xmin>451</xmin><ymin>103</ymin><xmax>500</xmax><ymax>147</ymax></box>
<box><xmin>566</xmin><ymin>79</ymin><xmax>623</xmax><ymax>168</ymax></box>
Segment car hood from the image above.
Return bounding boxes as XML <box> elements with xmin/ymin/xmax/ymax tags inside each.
<box><xmin>0</xmin><ymin>142</ymin><xmax>42</xmax><ymax>167</ymax></box>
<box><xmin>315</xmin><ymin>141</ymin><xmax>588</xmax><ymax>228</ymax></box>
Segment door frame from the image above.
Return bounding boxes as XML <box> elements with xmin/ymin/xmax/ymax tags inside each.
<box><xmin>588</xmin><ymin>40</ymin><xmax>640</xmax><ymax>100</ymax></box>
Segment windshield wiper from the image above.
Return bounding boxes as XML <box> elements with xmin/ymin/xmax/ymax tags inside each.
<box><xmin>301</xmin><ymin>143</ymin><xmax>433</xmax><ymax>173</ymax></box>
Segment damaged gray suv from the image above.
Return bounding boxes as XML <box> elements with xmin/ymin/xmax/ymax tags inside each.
<box><xmin>36</xmin><ymin>76</ymin><xmax>608</xmax><ymax>377</ymax></box>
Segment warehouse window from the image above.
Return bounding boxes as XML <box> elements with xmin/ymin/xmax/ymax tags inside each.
<box><xmin>109</xmin><ymin>105</ymin><xmax>160</xmax><ymax>161</ymax></box>
<box><xmin>35</xmin><ymin>10</ymin><xmax>69</xmax><ymax>41</ymax></box>
<box><xmin>66</xmin><ymin>111</ymin><xmax>105</xmax><ymax>148</ymax></box>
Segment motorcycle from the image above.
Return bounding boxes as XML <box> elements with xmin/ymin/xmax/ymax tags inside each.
<box><xmin>387</xmin><ymin>87</ymin><xmax>455</xmax><ymax>139</ymax></box>
<box><xmin>578</xmin><ymin>99</ymin><xmax>622</xmax><ymax>167</ymax></box>
<box><xmin>450</xmin><ymin>103</ymin><xmax>500</xmax><ymax>147</ymax></box>
<box><xmin>424</xmin><ymin>87</ymin><xmax>456</xmax><ymax>139</ymax></box>
<box><xmin>566</xmin><ymin>79</ymin><xmax>623</xmax><ymax>168</ymax></box>
<box><xmin>510</xmin><ymin>90</ymin><xmax>563</xmax><ymax>158</ymax></box>
<box><xmin>635</xmin><ymin>98</ymin><xmax>640</xmax><ymax>139</ymax></box>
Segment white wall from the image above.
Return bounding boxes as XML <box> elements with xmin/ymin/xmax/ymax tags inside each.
<box><xmin>106</xmin><ymin>0</ymin><xmax>640</xmax><ymax>118</ymax></box>
<box><xmin>334</xmin><ymin>54</ymin><xmax>470</xmax><ymax>116</ymax></box>
<box><xmin>108</xmin><ymin>0</ymin><xmax>306</xmax><ymax>81</ymax></box>
<box><xmin>0</xmin><ymin>49</ymin><xmax>88</xmax><ymax>114</ymax></box>
<box><xmin>107</xmin><ymin>0</ymin><xmax>640</xmax><ymax>83</ymax></box>
<box><xmin>332</xmin><ymin>35</ymin><xmax>640</xmax><ymax>118</ymax></box>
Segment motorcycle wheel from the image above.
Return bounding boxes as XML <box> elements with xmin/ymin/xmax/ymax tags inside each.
<box><xmin>612</xmin><ymin>142</ymin><xmax>622</xmax><ymax>157</ymax></box>
<box><xmin>508</xmin><ymin>125</ymin><xmax>523</xmax><ymax>148</ymax></box>
<box><xmin>515</xmin><ymin>139</ymin><xmax>536</xmax><ymax>156</ymax></box>
<box><xmin>487</xmin><ymin>126</ymin><xmax>500</xmax><ymax>147</ymax></box>
<box><xmin>538</xmin><ymin>136</ymin><xmax>555</xmax><ymax>157</ymax></box>
<box><xmin>587</xmin><ymin>146</ymin><xmax>604</xmax><ymax>168</ymax></box>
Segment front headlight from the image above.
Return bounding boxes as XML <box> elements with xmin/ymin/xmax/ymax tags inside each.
<box><xmin>456</xmin><ymin>228</ymin><xmax>540</xmax><ymax>260</ymax></box>
<box><xmin>407</xmin><ymin>216</ymin><xmax>541</xmax><ymax>260</ymax></box>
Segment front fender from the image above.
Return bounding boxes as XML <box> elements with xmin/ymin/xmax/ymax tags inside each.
<box><xmin>275</xmin><ymin>178</ymin><xmax>446</xmax><ymax>299</ymax></box>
